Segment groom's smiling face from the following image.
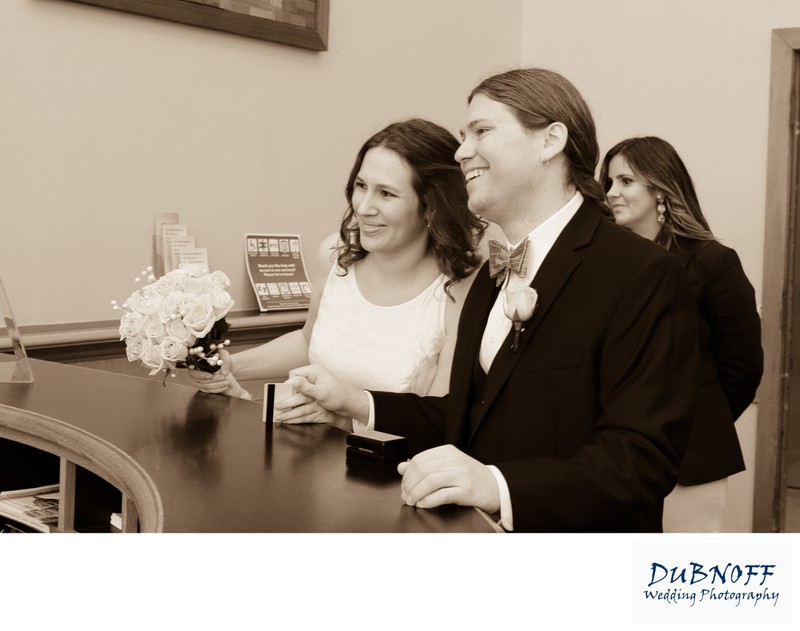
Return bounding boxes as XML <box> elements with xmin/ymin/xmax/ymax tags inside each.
<box><xmin>455</xmin><ymin>93</ymin><xmax>547</xmax><ymax>226</ymax></box>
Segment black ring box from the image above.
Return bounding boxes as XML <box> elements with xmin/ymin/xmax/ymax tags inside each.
<box><xmin>345</xmin><ymin>429</ymin><xmax>408</xmax><ymax>468</ymax></box>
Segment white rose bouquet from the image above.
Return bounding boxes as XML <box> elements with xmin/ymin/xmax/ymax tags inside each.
<box><xmin>112</xmin><ymin>264</ymin><xmax>234</xmax><ymax>382</ymax></box>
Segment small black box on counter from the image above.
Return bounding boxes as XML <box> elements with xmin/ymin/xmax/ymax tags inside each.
<box><xmin>345</xmin><ymin>430</ymin><xmax>408</xmax><ymax>467</ymax></box>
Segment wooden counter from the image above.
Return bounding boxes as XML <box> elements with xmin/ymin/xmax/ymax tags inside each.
<box><xmin>0</xmin><ymin>358</ymin><xmax>497</xmax><ymax>533</ymax></box>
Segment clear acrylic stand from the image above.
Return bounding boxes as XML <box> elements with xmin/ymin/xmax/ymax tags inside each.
<box><xmin>0</xmin><ymin>276</ymin><xmax>33</xmax><ymax>382</ymax></box>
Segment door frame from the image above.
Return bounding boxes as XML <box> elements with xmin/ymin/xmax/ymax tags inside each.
<box><xmin>755</xmin><ymin>28</ymin><xmax>800</xmax><ymax>532</ymax></box>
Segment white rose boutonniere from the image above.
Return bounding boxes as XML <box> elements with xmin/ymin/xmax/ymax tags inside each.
<box><xmin>502</xmin><ymin>286</ymin><xmax>538</xmax><ymax>352</ymax></box>
<box><xmin>112</xmin><ymin>264</ymin><xmax>235</xmax><ymax>384</ymax></box>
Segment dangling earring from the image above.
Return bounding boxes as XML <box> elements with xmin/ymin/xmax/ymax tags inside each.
<box><xmin>540</xmin><ymin>154</ymin><xmax>549</xmax><ymax>167</ymax></box>
<box><xmin>656</xmin><ymin>193</ymin><xmax>666</xmax><ymax>224</ymax></box>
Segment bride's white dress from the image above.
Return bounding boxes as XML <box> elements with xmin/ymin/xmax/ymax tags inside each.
<box><xmin>308</xmin><ymin>264</ymin><xmax>447</xmax><ymax>396</ymax></box>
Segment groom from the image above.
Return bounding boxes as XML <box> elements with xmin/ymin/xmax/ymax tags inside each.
<box><xmin>291</xmin><ymin>68</ymin><xmax>699</xmax><ymax>532</ymax></box>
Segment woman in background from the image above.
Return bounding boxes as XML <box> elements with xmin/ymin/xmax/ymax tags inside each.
<box><xmin>600</xmin><ymin>136</ymin><xmax>763</xmax><ymax>532</ymax></box>
<box><xmin>191</xmin><ymin>118</ymin><xmax>486</xmax><ymax>422</ymax></box>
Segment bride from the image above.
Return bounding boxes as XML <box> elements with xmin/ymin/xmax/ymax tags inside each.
<box><xmin>190</xmin><ymin>118</ymin><xmax>487</xmax><ymax>420</ymax></box>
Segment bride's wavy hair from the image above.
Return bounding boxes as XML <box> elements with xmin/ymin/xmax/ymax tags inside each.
<box><xmin>336</xmin><ymin>118</ymin><xmax>486</xmax><ymax>297</ymax></box>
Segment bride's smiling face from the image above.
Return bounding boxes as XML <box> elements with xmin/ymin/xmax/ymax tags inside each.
<box><xmin>351</xmin><ymin>147</ymin><xmax>427</xmax><ymax>256</ymax></box>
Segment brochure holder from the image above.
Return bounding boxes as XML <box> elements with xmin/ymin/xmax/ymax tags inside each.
<box><xmin>0</xmin><ymin>276</ymin><xmax>33</xmax><ymax>382</ymax></box>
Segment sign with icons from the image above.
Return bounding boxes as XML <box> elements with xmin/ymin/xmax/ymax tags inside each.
<box><xmin>244</xmin><ymin>233</ymin><xmax>312</xmax><ymax>311</ymax></box>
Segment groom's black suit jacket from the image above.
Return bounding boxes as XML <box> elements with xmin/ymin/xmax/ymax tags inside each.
<box><xmin>372</xmin><ymin>200</ymin><xmax>699</xmax><ymax>532</ymax></box>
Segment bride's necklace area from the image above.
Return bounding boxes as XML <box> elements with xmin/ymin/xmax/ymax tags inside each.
<box><xmin>357</xmin><ymin>254</ymin><xmax>438</xmax><ymax>307</ymax></box>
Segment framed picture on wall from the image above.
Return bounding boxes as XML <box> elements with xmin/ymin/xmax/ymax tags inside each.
<box><xmin>61</xmin><ymin>0</ymin><xmax>329</xmax><ymax>51</ymax></box>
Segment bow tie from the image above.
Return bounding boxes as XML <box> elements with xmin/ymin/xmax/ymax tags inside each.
<box><xmin>488</xmin><ymin>238</ymin><xmax>530</xmax><ymax>287</ymax></box>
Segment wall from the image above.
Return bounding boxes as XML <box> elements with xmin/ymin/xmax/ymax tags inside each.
<box><xmin>0</xmin><ymin>0</ymin><xmax>522</xmax><ymax>326</ymax></box>
<box><xmin>521</xmin><ymin>0</ymin><xmax>800</xmax><ymax>531</ymax></box>
<box><xmin>3</xmin><ymin>0</ymin><xmax>787</xmax><ymax>533</ymax></box>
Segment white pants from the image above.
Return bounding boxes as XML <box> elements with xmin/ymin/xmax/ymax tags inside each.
<box><xmin>662</xmin><ymin>478</ymin><xmax>728</xmax><ymax>533</ymax></box>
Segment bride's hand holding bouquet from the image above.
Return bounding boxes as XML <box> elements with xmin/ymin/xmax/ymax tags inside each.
<box><xmin>188</xmin><ymin>348</ymin><xmax>253</xmax><ymax>400</ymax></box>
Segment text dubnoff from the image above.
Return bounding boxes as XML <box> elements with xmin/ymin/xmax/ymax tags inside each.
<box><xmin>643</xmin><ymin>561</ymin><xmax>780</xmax><ymax>608</ymax></box>
<box><xmin>632</xmin><ymin>542</ymin><xmax>792</xmax><ymax>623</ymax></box>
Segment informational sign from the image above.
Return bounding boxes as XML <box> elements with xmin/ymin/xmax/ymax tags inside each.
<box><xmin>244</xmin><ymin>233</ymin><xmax>312</xmax><ymax>311</ymax></box>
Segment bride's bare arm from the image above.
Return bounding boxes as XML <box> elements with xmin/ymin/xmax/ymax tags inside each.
<box><xmin>189</xmin><ymin>233</ymin><xmax>338</xmax><ymax>393</ymax></box>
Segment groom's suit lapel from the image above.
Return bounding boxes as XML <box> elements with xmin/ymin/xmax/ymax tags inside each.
<box><xmin>445</xmin><ymin>261</ymin><xmax>497</xmax><ymax>446</ymax></box>
<box><xmin>465</xmin><ymin>203</ymin><xmax>603</xmax><ymax>445</ymax></box>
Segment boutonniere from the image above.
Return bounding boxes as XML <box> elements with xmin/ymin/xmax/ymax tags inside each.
<box><xmin>502</xmin><ymin>286</ymin><xmax>538</xmax><ymax>352</ymax></box>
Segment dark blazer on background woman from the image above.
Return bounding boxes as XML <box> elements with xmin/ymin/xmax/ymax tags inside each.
<box><xmin>370</xmin><ymin>200</ymin><xmax>700</xmax><ymax>532</ymax></box>
<box><xmin>670</xmin><ymin>236</ymin><xmax>763</xmax><ymax>485</ymax></box>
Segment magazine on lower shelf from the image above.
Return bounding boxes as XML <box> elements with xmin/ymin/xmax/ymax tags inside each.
<box><xmin>0</xmin><ymin>484</ymin><xmax>59</xmax><ymax>533</ymax></box>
